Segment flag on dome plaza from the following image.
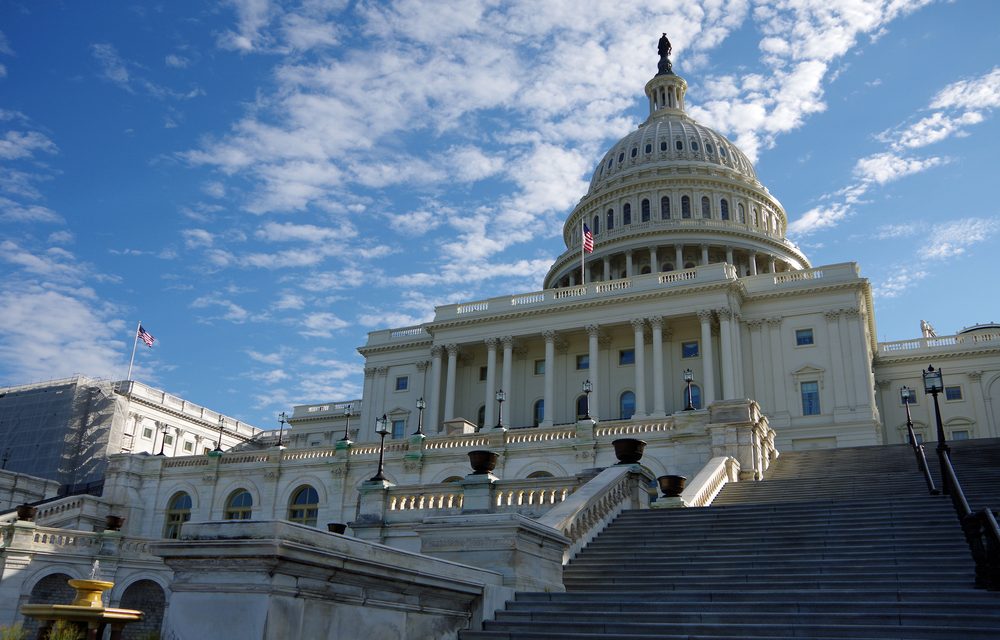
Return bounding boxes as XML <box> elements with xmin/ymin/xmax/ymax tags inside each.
<box><xmin>583</xmin><ymin>224</ymin><xmax>594</xmax><ymax>254</ymax></box>
<box><xmin>138</xmin><ymin>325</ymin><xmax>155</xmax><ymax>348</ymax></box>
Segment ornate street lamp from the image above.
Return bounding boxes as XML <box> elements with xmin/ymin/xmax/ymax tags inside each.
<box><xmin>922</xmin><ymin>364</ymin><xmax>951</xmax><ymax>494</ymax></box>
<box><xmin>495</xmin><ymin>389</ymin><xmax>507</xmax><ymax>429</ymax></box>
<box><xmin>369</xmin><ymin>414</ymin><xmax>390</xmax><ymax>482</ymax></box>
<box><xmin>156</xmin><ymin>423</ymin><xmax>169</xmax><ymax>456</ymax></box>
<box><xmin>277</xmin><ymin>411</ymin><xmax>288</xmax><ymax>448</ymax></box>
<box><xmin>340</xmin><ymin>405</ymin><xmax>353</xmax><ymax>443</ymax></box>
<box><xmin>683</xmin><ymin>369</ymin><xmax>695</xmax><ymax>411</ymax></box>
<box><xmin>414</xmin><ymin>397</ymin><xmax>426</xmax><ymax>436</ymax></box>
<box><xmin>583</xmin><ymin>380</ymin><xmax>593</xmax><ymax>420</ymax></box>
<box><xmin>900</xmin><ymin>386</ymin><xmax>917</xmax><ymax>445</ymax></box>
<box><xmin>212</xmin><ymin>415</ymin><xmax>225</xmax><ymax>454</ymax></box>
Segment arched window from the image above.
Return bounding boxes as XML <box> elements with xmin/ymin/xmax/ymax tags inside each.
<box><xmin>752</xmin><ymin>207</ymin><xmax>758</xmax><ymax>227</ymax></box>
<box><xmin>681</xmin><ymin>196</ymin><xmax>691</xmax><ymax>219</ymax></box>
<box><xmin>606</xmin><ymin>208</ymin><xmax>615</xmax><ymax>230</ymax></box>
<box><xmin>225</xmin><ymin>489</ymin><xmax>253</xmax><ymax>520</ymax></box>
<box><xmin>640</xmin><ymin>265</ymin><xmax>651</xmax><ymax>274</ymax></box>
<box><xmin>623</xmin><ymin>203</ymin><xmax>632</xmax><ymax>225</ymax></box>
<box><xmin>706</xmin><ymin>142</ymin><xmax>714</xmax><ymax>154</ymax></box>
<box><xmin>641</xmin><ymin>199</ymin><xmax>650</xmax><ymax>222</ymax></box>
<box><xmin>701</xmin><ymin>196</ymin><xmax>711</xmax><ymax>218</ymax></box>
<box><xmin>644</xmin><ymin>143</ymin><xmax>652</xmax><ymax>154</ymax></box>
<box><xmin>593</xmin><ymin>215</ymin><xmax>600</xmax><ymax>234</ymax></box>
<box><xmin>685</xmin><ymin>384</ymin><xmax>702</xmax><ymax>410</ymax></box>
<box><xmin>720</xmin><ymin>199</ymin><xmax>730</xmax><ymax>220</ymax></box>
<box><xmin>442</xmin><ymin>476</ymin><xmax>463</xmax><ymax>483</ymax></box>
<box><xmin>661</xmin><ymin>196</ymin><xmax>671</xmax><ymax>219</ymax></box>
<box><xmin>528</xmin><ymin>470</ymin><xmax>554</xmax><ymax>479</ymax></box>
<box><xmin>738</xmin><ymin>203</ymin><xmax>746</xmax><ymax>223</ymax></box>
<box><xmin>619</xmin><ymin>391</ymin><xmax>636</xmax><ymax>420</ymax></box>
<box><xmin>690</xmin><ymin>140</ymin><xmax>700</xmax><ymax>152</ymax></box>
<box><xmin>660</xmin><ymin>141</ymin><xmax>667</xmax><ymax>151</ymax></box>
<box><xmin>630</xmin><ymin>147</ymin><xmax>637</xmax><ymax>158</ymax></box>
<box><xmin>662</xmin><ymin>262</ymin><xmax>674</xmax><ymax>272</ymax></box>
<box><xmin>618</xmin><ymin>152</ymin><xmax>625</xmax><ymax>163</ymax></box>
<box><xmin>533</xmin><ymin>399</ymin><xmax>544</xmax><ymax>427</ymax></box>
<box><xmin>287</xmin><ymin>485</ymin><xmax>319</xmax><ymax>527</ymax></box>
<box><xmin>477</xmin><ymin>405</ymin><xmax>486</xmax><ymax>429</ymax></box>
<box><xmin>163</xmin><ymin>492</ymin><xmax>192</xmax><ymax>539</ymax></box>
<box><xmin>684</xmin><ymin>261</ymin><xmax>696</xmax><ymax>269</ymax></box>
<box><xmin>675</xmin><ymin>139</ymin><xmax>683</xmax><ymax>151</ymax></box>
<box><xmin>576</xmin><ymin>394</ymin><xmax>589</xmax><ymax>419</ymax></box>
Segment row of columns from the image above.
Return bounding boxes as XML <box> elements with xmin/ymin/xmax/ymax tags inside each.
<box><xmin>561</xmin><ymin>244</ymin><xmax>779</xmax><ymax>286</ymax></box>
<box><xmin>425</xmin><ymin>309</ymin><xmax>745</xmax><ymax>429</ymax></box>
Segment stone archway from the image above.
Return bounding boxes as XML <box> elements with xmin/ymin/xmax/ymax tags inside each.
<box><xmin>23</xmin><ymin>573</ymin><xmax>74</xmax><ymax>636</ymax></box>
<box><xmin>118</xmin><ymin>579</ymin><xmax>166</xmax><ymax>639</ymax></box>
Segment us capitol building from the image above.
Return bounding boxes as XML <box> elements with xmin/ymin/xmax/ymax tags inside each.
<box><xmin>1</xmin><ymin>45</ymin><xmax>998</xmax><ymax>638</ymax></box>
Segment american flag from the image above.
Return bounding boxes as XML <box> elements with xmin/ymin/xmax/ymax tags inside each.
<box><xmin>138</xmin><ymin>325</ymin><xmax>155</xmax><ymax>348</ymax></box>
<box><xmin>582</xmin><ymin>223</ymin><xmax>594</xmax><ymax>254</ymax></box>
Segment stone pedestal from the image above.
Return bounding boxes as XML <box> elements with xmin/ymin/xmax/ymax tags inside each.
<box><xmin>443</xmin><ymin>419</ymin><xmax>477</xmax><ymax>435</ymax></box>
<box><xmin>460</xmin><ymin>473</ymin><xmax>498</xmax><ymax>513</ymax></box>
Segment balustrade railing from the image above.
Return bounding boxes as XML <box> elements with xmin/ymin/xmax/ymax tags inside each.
<box><xmin>678</xmin><ymin>456</ymin><xmax>740</xmax><ymax>507</ymax></box>
<box><xmin>937</xmin><ymin>452</ymin><xmax>1000</xmax><ymax>590</ymax></box>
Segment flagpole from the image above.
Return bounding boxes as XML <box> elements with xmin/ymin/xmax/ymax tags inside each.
<box><xmin>580</xmin><ymin>220</ymin><xmax>586</xmax><ymax>286</ymax></box>
<box><xmin>126</xmin><ymin>320</ymin><xmax>141</xmax><ymax>381</ymax></box>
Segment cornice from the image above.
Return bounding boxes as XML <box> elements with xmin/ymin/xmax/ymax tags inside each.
<box><xmin>126</xmin><ymin>394</ymin><xmax>256</xmax><ymax>442</ymax></box>
<box><xmin>357</xmin><ymin>337</ymin><xmax>434</xmax><ymax>357</ymax></box>
<box><xmin>874</xmin><ymin>344</ymin><xmax>1000</xmax><ymax>365</ymax></box>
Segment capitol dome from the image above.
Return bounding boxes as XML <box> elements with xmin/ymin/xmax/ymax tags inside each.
<box><xmin>544</xmin><ymin>60</ymin><xmax>810</xmax><ymax>289</ymax></box>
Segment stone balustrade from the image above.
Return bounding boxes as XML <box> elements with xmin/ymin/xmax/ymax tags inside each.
<box><xmin>676</xmin><ymin>456</ymin><xmax>741</xmax><ymax>507</ymax></box>
<box><xmin>0</xmin><ymin>522</ymin><xmax>160</xmax><ymax>561</ymax></box>
<box><xmin>877</xmin><ymin>330</ymin><xmax>1000</xmax><ymax>357</ymax></box>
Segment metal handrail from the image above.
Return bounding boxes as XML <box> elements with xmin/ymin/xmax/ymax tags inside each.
<box><xmin>937</xmin><ymin>449</ymin><xmax>1000</xmax><ymax>591</ymax></box>
<box><xmin>904</xmin><ymin>422</ymin><xmax>938</xmax><ymax>495</ymax></box>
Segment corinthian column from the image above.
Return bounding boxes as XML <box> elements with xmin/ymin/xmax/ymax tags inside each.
<box><xmin>587</xmin><ymin>325</ymin><xmax>600</xmax><ymax>421</ymax></box>
<box><xmin>501</xmin><ymin>336</ymin><xmax>513</xmax><ymax>427</ymax></box>
<box><xmin>444</xmin><ymin>344</ymin><xmax>458</xmax><ymax>421</ymax></box>
<box><xmin>698</xmin><ymin>310</ymin><xmax>716</xmax><ymax>405</ymax></box>
<box><xmin>631</xmin><ymin>318</ymin><xmax>647</xmax><ymax>418</ymax></box>
<box><xmin>650</xmin><ymin>316</ymin><xmax>666</xmax><ymax>417</ymax></box>
<box><xmin>718</xmin><ymin>308</ymin><xmax>735</xmax><ymax>400</ymax></box>
<box><xmin>428</xmin><ymin>347</ymin><xmax>443</xmax><ymax>432</ymax></box>
<box><xmin>484</xmin><ymin>338</ymin><xmax>498</xmax><ymax>427</ymax></box>
<box><xmin>542</xmin><ymin>330</ymin><xmax>556</xmax><ymax>427</ymax></box>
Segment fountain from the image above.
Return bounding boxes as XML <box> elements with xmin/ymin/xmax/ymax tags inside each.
<box><xmin>20</xmin><ymin>561</ymin><xmax>144</xmax><ymax>639</ymax></box>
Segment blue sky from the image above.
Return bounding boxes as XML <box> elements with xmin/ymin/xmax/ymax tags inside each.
<box><xmin>1</xmin><ymin>0</ymin><xmax>998</xmax><ymax>429</ymax></box>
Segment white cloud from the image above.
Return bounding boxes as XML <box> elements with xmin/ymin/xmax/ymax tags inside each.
<box><xmin>930</xmin><ymin>67</ymin><xmax>1000</xmax><ymax>112</ymax></box>
<box><xmin>787</xmin><ymin>203</ymin><xmax>850</xmax><ymax>237</ymax></box>
<box><xmin>165</xmin><ymin>54</ymin><xmax>190</xmax><ymax>68</ymax></box>
<box><xmin>873</xmin><ymin>224</ymin><xmax>917</xmax><ymax>240</ymax></box>
<box><xmin>873</xmin><ymin>268</ymin><xmax>929</xmax><ymax>299</ymax></box>
<box><xmin>300</xmin><ymin>311</ymin><xmax>349</xmax><ymax>337</ymax></box>
<box><xmin>190</xmin><ymin>294</ymin><xmax>251</xmax><ymax>323</ymax></box>
<box><xmin>921</xmin><ymin>218</ymin><xmax>1000</xmax><ymax>260</ymax></box>
<box><xmin>91</xmin><ymin>43</ymin><xmax>132</xmax><ymax>90</ymax></box>
<box><xmin>182</xmin><ymin>228</ymin><xmax>214</xmax><ymax>248</ymax></box>
<box><xmin>852</xmin><ymin>153</ymin><xmax>945</xmax><ymax>185</ymax></box>
<box><xmin>217</xmin><ymin>0</ymin><xmax>275</xmax><ymax>52</ymax></box>
<box><xmin>275</xmin><ymin>293</ymin><xmax>305</xmax><ymax>310</ymax></box>
<box><xmin>0</xmin><ymin>198</ymin><xmax>62</xmax><ymax>224</ymax></box>
<box><xmin>0</xmin><ymin>130</ymin><xmax>57</xmax><ymax>160</ymax></box>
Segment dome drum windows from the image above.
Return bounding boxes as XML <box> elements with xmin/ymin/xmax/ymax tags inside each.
<box><xmin>645</xmin><ymin>143</ymin><xmax>652</xmax><ymax>154</ymax></box>
<box><xmin>660</xmin><ymin>141</ymin><xmax>668</xmax><ymax>152</ymax></box>
<box><xmin>661</xmin><ymin>196</ymin><xmax>671</xmax><ymax>219</ymax></box>
<box><xmin>623</xmin><ymin>203</ymin><xmax>632</xmax><ymax>225</ymax></box>
<box><xmin>606</xmin><ymin>208</ymin><xmax>615</xmax><ymax>230</ymax></box>
<box><xmin>681</xmin><ymin>196</ymin><xmax>691</xmax><ymax>219</ymax></box>
<box><xmin>630</xmin><ymin>147</ymin><xmax>638</xmax><ymax>158</ymax></box>
<box><xmin>641</xmin><ymin>199</ymin><xmax>650</xmax><ymax>222</ymax></box>
<box><xmin>721</xmin><ymin>199</ymin><xmax>730</xmax><ymax>220</ymax></box>
<box><xmin>690</xmin><ymin>140</ymin><xmax>700</xmax><ymax>152</ymax></box>
<box><xmin>701</xmin><ymin>196</ymin><xmax>711</xmax><ymax>219</ymax></box>
<box><xmin>675</xmin><ymin>139</ymin><xmax>683</xmax><ymax>151</ymax></box>
<box><xmin>618</xmin><ymin>152</ymin><xmax>625</xmax><ymax>163</ymax></box>
<box><xmin>593</xmin><ymin>215</ymin><xmax>600</xmax><ymax>234</ymax></box>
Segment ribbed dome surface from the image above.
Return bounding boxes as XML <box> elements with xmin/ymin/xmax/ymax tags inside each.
<box><xmin>587</xmin><ymin>112</ymin><xmax>757</xmax><ymax>195</ymax></box>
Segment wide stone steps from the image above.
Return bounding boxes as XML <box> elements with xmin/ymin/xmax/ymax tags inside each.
<box><xmin>459</xmin><ymin>439</ymin><xmax>1000</xmax><ymax>640</ymax></box>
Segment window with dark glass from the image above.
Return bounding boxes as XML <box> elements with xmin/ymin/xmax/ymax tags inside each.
<box><xmin>645</xmin><ymin>143</ymin><xmax>652</xmax><ymax>153</ymax></box>
<box><xmin>630</xmin><ymin>147</ymin><xmax>637</xmax><ymax>158</ymax></box>
<box><xmin>619</xmin><ymin>349</ymin><xmax>635</xmax><ymax>366</ymax></box>
<box><xmin>623</xmin><ymin>203</ymin><xmax>631</xmax><ymax>225</ymax></box>
<box><xmin>720</xmin><ymin>199</ymin><xmax>729</xmax><ymax>220</ymax></box>
<box><xmin>691</xmin><ymin>140</ymin><xmax>699</xmax><ymax>151</ymax></box>
<box><xmin>688</xmin><ymin>384</ymin><xmax>702</xmax><ymax>409</ymax></box>
<box><xmin>901</xmin><ymin>388</ymin><xmax>917</xmax><ymax>405</ymax></box>
<box><xmin>533</xmin><ymin>400</ymin><xmax>544</xmax><ymax>427</ymax></box>
<box><xmin>675</xmin><ymin>140</ymin><xmax>683</xmax><ymax>151</ymax></box>
<box><xmin>607</xmin><ymin>209</ymin><xmax>614</xmax><ymax>230</ymax></box>
<box><xmin>479</xmin><ymin>366</ymin><xmax>488</xmax><ymax>381</ymax></box>
<box><xmin>952</xmin><ymin>430</ymin><xmax>970</xmax><ymax>440</ymax></box>
<box><xmin>576</xmin><ymin>354</ymin><xmax>589</xmax><ymax>370</ymax></box>
<box><xmin>391</xmin><ymin>419</ymin><xmax>405</xmax><ymax>439</ymax></box>
<box><xmin>681</xmin><ymin>196</ymin><xmax>691</xmax><ymax>218</ymax></box>
<box><xmin>593</xmin><ymin>215</ymin><xmax>600</xmax><ymax>234</ymax></box>
<box><xmin>534</xmin><ymin>359</ymin><xmax>545</xmax><ymax>375</ymax></box>
<box><xmin>288</xmin><ymin>486</ymin><xmax>319</xmax><ymax>526</ymax></box>
<box><xmin>619</xmin><ymin>391</ymin><xmax>636</xmax><ymax>419</ymax></box>
<box><xmin>661</xmin><ymin>196</ymin><xmax>671</xmax><ymax>219</ymax></box>
<box><xmin>706</xmin><ymin>143</ymin><xmax>714</xmax><ymax>154</ymax></box>
<box><xmin>945</xmin><ymin>386</ymin><xmax>963</xmax><ymax>401</ymax></box>
<box><xmin>660</xmin><ymin>141</ymin><xmax>668</xmax><ymax>151</ymax></box>
<box><xmin>701</xmin><ymin>196</ymin><xmax>711</xmax><ymax>218</ymax></box>
<box><xmin>576</xmin><ymin>395</ymin><xmax>589</xmax><ymax>419</ymax></box>
<box><xmin>795</xmin><ymin>328</ymin><xmax>814</xmax><ymax>346</ymax></box>
<box><xmin>225</xmin><ymin>489</ymin><xmax>253</xmax><ymax>520</ymax></box>
<box><xmin>641</xmin><ymin>199</ymin><xmax>650</xmax><ymax>222</ymax></box>
<box><xmin>163</xmin><ymin>492</ymin><xmax>192</xmax><ymax>539</ymax></box>
<box><xmin>395</xmin><ymin>376</ymin><xmax>408</xmax><ymax>391</ymax></box>
<box><xmin>681</xmin><ymin>341</ymin><xmax>699</xmax><ymax>358</ymax></box>
<box><xmin>618</xmin><ymin>152</ymin><xmax>625</xmax><ymax>163</ymax></box>
<box><xmin>477</xmin><ymin>405</ymin><xmax>485</xmax><ymax>428</ymax></box>
<box><xmin>801</xmin><ymin>382</ymin><xmax>820</xmax><ymax>416</ymax></box>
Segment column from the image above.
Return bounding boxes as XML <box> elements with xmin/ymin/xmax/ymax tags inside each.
<box><xmin>747</xmin><ymin>320</ymin><xmax>766</xmax><ymax>408</ymax></box>
<box><xmin>701</xmin><ymin>244</ymin><xmax>709</xmax><ymax>265</ymax></box>
<box><xmin>649</xmin><ymin>246</ymin><xmax>658</xmax><ymax>273</ymax></box>
<box><xmin>825</xmin><ymin>310</ymin><xmax>847</xmax><ymax>411</ymax></box>
<box><xmin>631</xmin><ymin>319</ymin><xmax>647</xmax><ymax>418</ymax></box>
<box><xmin>603</xmin><ymin>257</ymin><xmax>611</xmax><ymax>281</ymax></box>
<box><xmin>501</xmin><ymin>336</ymin><xmax>513</xmax><ymax>427</ymax></box>
<box><xmin>837</xmin><ymin>311</ymin><xmax>857</xmax><ymax>410</ymax></box>
<box><xmin>484</xmin><ymin>338</ymin><xmax>498</xmax><ymax>427</ymax></box>
<box><xmin>732</xmin><ymin>313</ymin><xmax>746</xmax><ymax>398</ymax></box>
<box><xmin>725</xmin><ymin>247</ymin><xmax>734</xmax><ymax>266</ymax></box>
<box><xmin>768</xmin><ymin>256</ymin><xmax>776</xmax><ymax>273</ymax></box>
<box><xmin>698</xmin><ymin>310</ymin><xmax>716</xmax><ymax>405</ymax></box>
<box><xmin>569</xmin><ymin>272</ymin><xmax>576</xmax><ymax>286</ymax></box>
<box><xmin>362</xmin><ymin>366</ymin><xmax>377</xmax><ymax>437</ymax></box>
<box><xmin>625</xmin><ymin>251</ymin><xmax>634</xmax><ymax>278</ymax></box>
<box><xmin>675</xmin><ymin>245</ymin><xmax>684</xmax><ymax>268</ymax></box>
<box><xmin>766</xmin><ymin>318</ymin><xmax>788</xmax><ymax>415</ymax></box>
<box><xmin>748</xmin><ymin>252</ymin><xmax>758</xmax><ymax>275</ymax></box>
<box><xmin>717</xmin><ymin>309</ymin><xmax>735</xmax><ymax>400</ymax></box>
<box><xmin>587</xmin><ymin>325</ymin><xmax>600</xmax><ymax>421</ymax></box>
<box><xmin>428</xmin><ymin>347</ymin><xmax>442</xmax><ymax>432</ymax></box>
<box><xmin>650</xmin><ymin>317</ymin><xmax>666</xmax><ymax>417</ymax></box>
<box><xmin>542</xmin><ymin>330</ymin><xmax>556</xmax><ymax>427</ymax></box>
<box><xmin>444</xmin><ymin>344</ymin><xmax>458</xmax><ymax>421</ymax></box>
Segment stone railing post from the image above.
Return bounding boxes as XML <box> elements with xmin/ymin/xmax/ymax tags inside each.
<box><xmin>461</xmin><ymin>472</ymin><xmax>498</xmax><ymax>514</ymax></box>
<box><xmin>350</xmin><ymin>479</ymin><xmax>394</xmax><ymax>543</ymax></box>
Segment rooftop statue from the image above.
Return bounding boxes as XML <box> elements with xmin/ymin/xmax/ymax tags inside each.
<box><xmin>657</xmin><ymin>32</ymin><xmax>673</xmax><ymax>75</ymax></box>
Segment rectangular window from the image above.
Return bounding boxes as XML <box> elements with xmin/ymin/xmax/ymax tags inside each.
<box><xmin>681</xmin><ymin>341</ymin><xmax>699</xmax><ymax>358</ymax></box>
<box><xmin>618</xmin><ymin>349</ymin><xmax>635</xmax><ymax>366</ymax></box>
<box><xmin>395</xmin><ymin>376</ymin><xmax>408</xmax><ymax>391</ymax></box>
<box><xmin>795</xmin><ymin>328</ymin><xmax>814</xmax><ymax>346</ymax></box>
<box><xmin>183</xmin><ymin>441</ymin><xmax>193</xmax><ymax>452</ymax></box>
<box><xmin>801</xmin><ymin>381</ymin><xmax>820</xmax><ymax>416</ymax></box>
<box><xmin>203</xmin><ymin>447</ymin><xmax>213</xmax><ymax>455</ymax></box>
<box><xmin>951</xmin><ymin>430</ymin><xmax>970</xmax><ymax>441</ymax></box>
<box><xmin>534</xmin><ymin>359</ymin><xmax>545</xmax><ymax>375</ymax></box>
<box><xmin>391</xmin><ymin>419</ymin><xmax>406</xmax><ymax>439</ymax></box>
<box><xmin>141</xmin><ymin>427</ymin><xmax>153</xmax><ymax>439</ymax></box>
<box><xmin>163</xmin><ymin>434</ymin><xmax>174</xmax><ymax>446</ymax></box>
<box><xmin>479</xmin><ymin>366</ymin><xmax>488</xmax><ymax>381</ymax></box>
<box><xmin>945</xmin><ymin>386</ymin><xmax>963</xmax><ymax>401</ymax></box>
<box><xmin>901</xmin><ymin>388</ymin><xmax>918</xmax><ymax>405</ymax></box>
<box><xmin>576</xmin><ymin>354</ymin><xmax>589</xmax><ymax>370</ymax></box>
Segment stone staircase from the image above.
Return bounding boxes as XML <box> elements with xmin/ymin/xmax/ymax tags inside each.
<box><xmin>461</xmin><ymin>439</ymin><xmax>1000</xmax><ymax>639</ymax></box>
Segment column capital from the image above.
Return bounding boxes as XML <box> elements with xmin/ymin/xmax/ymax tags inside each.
<box><xmin>542</xmin><ymin>330</ymin><xmax>557</xmax><ymax>343</ymax></box>
<box><xmin>445</xmin><ymin>343</ymin><xmax>459</xmax><ymax>356</ymax></box>
<box><xmin>841</xmin><ymin>307</ymin><xmax>860</xmax><ymax>317</ymax></box>
<box><xmin>430</xmin><ymin>345</ymin><xmax>444</xmax><ymax>358</ymax></box>
<box><xmin>364</xmin><ymin>367</ymin><xmax>378</xmax><ymax>378</ymax></box>
<box><xmin>501</xmin><ymin>336</ymin><xmax>514</xmax><ymax>349</ymax></box>
<box><xmin>647</xmin><ymin>316</ymin><xmax>663</xmax><ymax>330</ymax></box>
<box><xmin>586</xmin><ymin>324</ymin><xmax>601</xmax><ymax>338</ymax></box>
<box><xmin>375</xmin><ymin>366</ymin><xmax>389</xmax><ymax>377</ymax></box>
<box><xmin>484</xmin><ymin>337</ymin><xmax>499</xmax><ymax>349</ymax></box>
<box><xmin>630</xmin><ymin>318</ymin><xmax>645</xmax><ymax>331</ymax></box>
<box><xmin>875</xmin><ymin>379</ymin><xmax>892</xmax><ymax>389</ymax></box>
<box><xmin>716</xmin><ymin>308</ymin><xmax>733</xmax><ymax>320</ymax></box>
<box><xmin>415</xmin><ymin>360</ymin><xmax>430</xmax><ymax>372</ymax></box>
<box><xmin>697</xmin><ymin>309</ymin><xmax>714</xmax><ymax>323</ymax></box>
<box><xmin>968</xmin><ymin>370</ymin><xmax>983</xmax><ymax>381</ymax></box>
<box><xmin>824</xmin><ymin>309</ymin><xmax>841</xmax><ymax>321</ymax></box>
<box><xmin>745</xmin><ymin>318</ymin><xmax>764</xmax><ymax>329</ymax></box>
<box><xmin>765</xmin><ymin>317</ymin><xmax>783</xmax><ymax>327</ymax></box>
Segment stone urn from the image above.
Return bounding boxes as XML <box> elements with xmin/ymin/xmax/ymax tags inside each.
<box><xmin>68</xmin><ymin>579</ymin><xmax>115</xmax><ymax>608</ymax></box>
<box><xmin>16</xmin><ymin>504</ymin><xmax>37</xmax><ymax>522</ymax></box>
<box><xmin>105</xmin><ymin>515</ymin><xmax>125</xmax><ymax>531</ymax></box>
<box><xmin>327</xmin><ymin>522</ymin><xmax>347</xmax><ymax>534</ymax></box>
<box><xmin>657</xmin><ymin>474</ymin><xmax>687</xmax><ymax>498</ymax></box>
<box><xmin>612</xmin><ymin>438</ymin><xmax>647</xmax><ymax>464</ymax></box>
<box><xmin>468</xmin><ymin>450</ymin><xmax>499</xmax><ymax>475</ymax></box>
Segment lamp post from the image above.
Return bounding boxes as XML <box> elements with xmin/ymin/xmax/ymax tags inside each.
<box><xmin>156</xmin><ymin>423</ymin><xmax>169</xmax><ymax>456</ymax></box>
<box><xmin>495</xmin><ymin>389</ymin><xmax>506</xmax><ymax>429</ymax></box>
<box><xmin>369</xmin><ymin>414</ymin><xmax>389</xmax><ymax>482</ymax></box>
<box><xmin>583</xmin><ymin>380</ymin><xmax>593</xmax><ymax>420</ymax></box>
<box><xmin>210</xmin><ymin>415</ymin><xmax>225</xmax><ymax>455</ymax></box>
<box><xmin>414</xmin><ymin>397</ymin><xmax>426</xmax><ymax>436</ymax></box>
<box><xmin>340</xmin><ymin>405</ymin><xmax>353</xmax><ymax>443</ymax></box>
<box><xmin>277</xmin><ymin>411</ymin><xmax>287</xmax><ymax>448</ymax></box>
<box><xmin>683</xmin><ymin>369</ymin><xmax>695</xmax><ymax>411</ymax></box>
<box><xmin>922</xmin><ymin>364</ymin><xmax>950</xmax><ymax>494</ymax></box>
<box><xmin>900</xmin><ymin>386</ymin><xmax>917</xmax><ymax>445</ymax></box>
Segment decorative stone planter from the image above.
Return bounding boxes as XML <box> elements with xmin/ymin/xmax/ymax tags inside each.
<box><xmin>327</xmin><ymin>522</ymin><xmax>347</xmax><ymax>534</ymax></box>
<box><xmin>105</xmin><ymin>515</ymin><xmax>125</xmax><ymax>531</ymax></box>
<box><xmin>16</xmin><ymin>504</ymin><xmax>37</xmax><ymax>522</ymax></box>
<box><xmin>657</xmin><ymin>474</ymin><xmax>687</xmax><ymax>497</ymax></box>
<box><xmin>468</xmin><ymin>450</ymin><xmax>499</xmax><ymax>475</ymax></box>
<box><xmin>611</xmin><ymin>438</ymin><xmax>647</xmax><ymax>464</ymax></box>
